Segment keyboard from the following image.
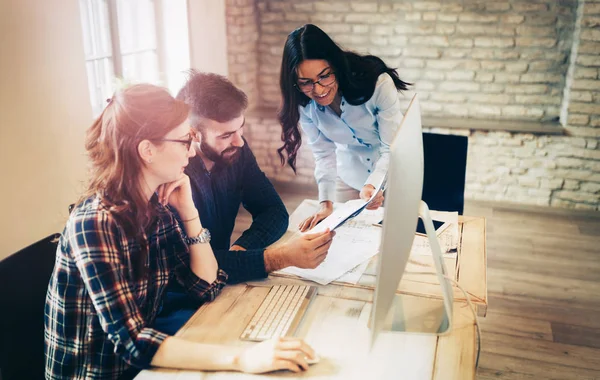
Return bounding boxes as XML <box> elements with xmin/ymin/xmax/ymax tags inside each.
<box><xmin>240</xmin><ymin>284</ymin><xmax>317</xmax><ymax>342</ymax></box>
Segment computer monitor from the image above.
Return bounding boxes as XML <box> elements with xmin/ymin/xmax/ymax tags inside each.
<box><xmin>369</xmin><ymin>94</ymin><xmax>454</xmax><ymax>345</ymax></box>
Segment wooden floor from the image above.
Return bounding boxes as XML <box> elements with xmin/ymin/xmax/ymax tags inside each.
<box><xmin>231</xmin><ymin>190</ymin><xmax>600</xmax><ymax>380</ymax></box>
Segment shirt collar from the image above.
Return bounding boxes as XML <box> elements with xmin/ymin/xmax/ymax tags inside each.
<box><xmin>312</xmin><ymin>95</ymin><xmax>345</xmax><ymax>113</ymax></box>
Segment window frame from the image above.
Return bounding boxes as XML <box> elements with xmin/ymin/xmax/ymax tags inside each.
<box><xmin>80</xmin><ymin>0</ymin><xmax>168</xmax><ymax>115</ymax></box>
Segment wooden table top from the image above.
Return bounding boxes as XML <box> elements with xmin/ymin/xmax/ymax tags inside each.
<box><xmin>136</xmin><ymin>202</ymin><xmax>486</xmax><ymax>379</ymax></box>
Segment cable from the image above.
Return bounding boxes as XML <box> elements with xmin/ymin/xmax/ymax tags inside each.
<box><xmin>444</xmin><ymin>275</ymin><xmax>481</xmax><ymax>372</ymax></box>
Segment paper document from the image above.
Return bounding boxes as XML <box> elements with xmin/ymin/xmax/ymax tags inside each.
<box><xmin>334</xmin><ymin>260</ymin><xmax>370</xmax><ymax>284</ymax></box>
<box><xmin>277</xmin><ymin>200</ymin><xmax>384</xmax><ymax>285</ymax></box>
<box><xmin>308</xmin><ymin>175</ymin><xmax>387</xmax><ymax>234</ymax></box>
<box><xmin>411</xmin><ymin>211</ymin><xmax>459</xmax><ymax>258</ymax></box>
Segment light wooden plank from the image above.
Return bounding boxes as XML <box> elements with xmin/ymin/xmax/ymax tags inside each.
<box><xmin>578</xmin><ymin>223</ymin><xmax>600</xmax><ymax>237</ymax></box>
<box><xmin>478</xmin><ymin>312</ymin><xmax>553</xmax><ymax>341</ymax></box>
<box><xmin>488</xmin><ymin>293</ymin><xmax>600</xmax><ymax>330</ymax></box>
<box><xmin>481</xmin><ymin>331</ymin><xmax>600</xmax><ymax>371</ymax></box>
<box><xmin>477</xmin><ymin>366</ymin><xmax>537</xmax><ymax>380</ymax></box>
<box><xmin>433</xmin><ymin>302</ymin><xmax>477</xmax><ymax>380</ymax></box>
<box><xmin>551</xmin><ymin>322</ymin><xmax>600</xmax><ymax>350</ymax></box>
<box><xmin>489</xmin><ymin>224</ymin><xmax>598</xmax><ymax>245</ymax></box>
<box><xmin>458</xmin><ymin>217</ymin><xmax>487</xmax><ymax>316</ymax></box>
<box><xmin>488</xmin><ymin>267</ymin><xmax>600</xmax><ymax>305</ymax></box>
<box><xmin>477</xmin><ymin>352</ymin><xmax>600</xmax><ymax>380</ymax></box>
<box><xmin>487</xmin><ymin>212</ymin><xmax>583</xmax><ymax>232</ymax></box>
<box><xmin>487</xmin><ymin>248</ymin><xmax>600</xmax><ymax>282</ymax></box>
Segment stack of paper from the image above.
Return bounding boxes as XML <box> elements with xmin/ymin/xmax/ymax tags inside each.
<box><xmin>276</xmin><ymin>200</ymin><xmax>384</xmax><ymax>285</ymax></box>
<box><xmin>410</xmin><ymin>210</ymin><xmax>459</xmax><ymax>258</ymax></box>
<box><xmin>274</xmin><ymin>199</ymin><xmax>460</xmax><ymax>285</ymax></box>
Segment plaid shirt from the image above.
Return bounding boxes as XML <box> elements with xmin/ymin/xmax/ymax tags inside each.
<box><xmin>44</xmin><ymin>196</ymin><xmax>228</xmax><ymax>379</ymax></box>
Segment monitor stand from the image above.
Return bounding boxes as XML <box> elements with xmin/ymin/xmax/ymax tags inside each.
<box><xmin>379</xmin><ymin>201</ymin><xmax>454</xmax><ymax>335</ymax></box>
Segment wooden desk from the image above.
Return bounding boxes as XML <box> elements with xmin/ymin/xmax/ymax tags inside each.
<box><xmin>136</xmin><ymin>281</ymin><xmax>477</xmax><ymax>380</ymax></box>
<box><xmin>272</xmin><ymin>200</ymin><xmax>488</xmax><ymax>317</ymax></box>
<box><xmin>136</xmin><ymin>202</ymin><xmax>486</xmax><ymax>379</ymax></box>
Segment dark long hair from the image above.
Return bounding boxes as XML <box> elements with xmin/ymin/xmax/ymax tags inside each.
<box><xmin>81</xmin><ymin>84</ymin><xmax>189</xmax><ymax>279</ymax></box>
<box><xmin>277</xmin><ymin>24</ymin><xmax>410</xmax><ymax>172</ymax></box>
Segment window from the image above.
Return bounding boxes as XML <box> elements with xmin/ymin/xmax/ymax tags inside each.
<box><xmin>79</xmin><ymin>0</ymin><xmax>190</xmax><ymax>116</ymax></box>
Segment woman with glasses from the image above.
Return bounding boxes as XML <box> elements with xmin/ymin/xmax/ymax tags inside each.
<box><xmin>45</xmin><ymin>84</ymin><xmax>315</xmax><ymax>379</ymax></box>
<box><xmin>278</xmin><ymin>24</ymin><xmax>410</xmax><ymax>232</ymax></box>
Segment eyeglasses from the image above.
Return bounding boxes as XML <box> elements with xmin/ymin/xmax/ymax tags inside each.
<box><xmin>153</xmin><ymin>132</ymin><xmax>197</xmax><ymax>151</ymax></box>
<box><xmin>295</xmin><ymin>72</ymin><xmax>336</xmax><ymax>94</ymax></box>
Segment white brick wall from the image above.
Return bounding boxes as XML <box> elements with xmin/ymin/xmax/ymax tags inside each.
<box><xmin>225</xmin><ymin>0</ymin><xmax>600</xmax><ymax>211</ymax></box>
<box><xmin>252</xmin><ymin>0</ymin><xmax>579</xmax><ymax>121</ymax></box>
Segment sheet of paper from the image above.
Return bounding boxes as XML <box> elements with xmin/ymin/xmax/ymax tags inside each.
<box><xmin>334</xmin><ymin>259</ymin><xmax>370</xmax><ymax>284</ymax></box>
<box><xmin>308</xmin><ymin>175</ymin><xmax>387</xmax><ymax>234</ymax></box>
<box><xmin>411</xmin><ymin>211</ymin><xmax>459</xmax><ymax>258</ymax></box>
<box><xmin>277</xmin><ymin>204</ymin><xmax>385</xmax><ymax>285</ymax></box>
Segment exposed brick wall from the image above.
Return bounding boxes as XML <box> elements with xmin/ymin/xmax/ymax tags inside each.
<box><xmin>226</xmin><ymin>0</ymin><xmax>600</xmax><ymax>210</ymax></box>
<box><xmin>225</xmin><ymin>0</ymin><xmax>259</xmax><ymax>109</ymax></box>
<box><xmin>254</xmin><ymin>0</ymin><xmax>577</xmax><ymax>121</ymax></box>
<box><xmin>245</xmin><ymin>114</ymin><xmax>600</xmax><ymax>210</ymax></box>
<box><xmin>464</xmin><ymin>130</ymin><xmax>599</xmax><ymax>210</ymax></box>
<box><xmin>564</xmin><ymin>1</ymin><xmax>600</xmax><ymax>136</ymax></box>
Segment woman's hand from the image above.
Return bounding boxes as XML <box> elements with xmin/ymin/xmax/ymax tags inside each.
<box><xmin>360</xmin><ymin>184</ymin><xmax>384</xmax><ymax>210</ymax></box>
<box><xmin>157</xmin><ymin>175</ymin><xmax>196</xmax><ymax>219</ymax></box>
<box><xmin>235</xmin><ymin>337</ymin><xmax>316</xmax><ymax>373</ymax></box>
<box><xmin>299</xmin><ymin>201</ymin><xmax>334</xmax><ymax>232</ymax></box>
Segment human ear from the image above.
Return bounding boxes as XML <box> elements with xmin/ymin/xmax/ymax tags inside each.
<box><xmin>138</xmin><ymin>140</ymin><xmax>155</xmax><ymax>164</ymax></box>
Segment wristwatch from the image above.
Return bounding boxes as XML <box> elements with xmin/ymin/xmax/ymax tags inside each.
<box><xmin>185</xmin><ymin>228</ymin><xmax>211</xmax><ymax>245</ymax></box>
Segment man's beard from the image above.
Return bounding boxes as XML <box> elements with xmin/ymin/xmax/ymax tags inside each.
<box><xmin>199</xmin><ymin>140</ymin><xmax>242</xmax><ymax>168</ymax></box>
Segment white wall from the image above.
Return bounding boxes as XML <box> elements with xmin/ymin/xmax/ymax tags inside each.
<box><xmin>187</xmin><ymin>0</ymin><xmax>229</xmax><ymax>75</ymax></box>
<box><xmin>0</xmin><ymin>0</ymin><xmax>92</xmax><ymax>258</ymax></box>
<box><xmin>161</xmin><ymin>0</ymin><xmax>191</xmax><ymax>95</ymax></box>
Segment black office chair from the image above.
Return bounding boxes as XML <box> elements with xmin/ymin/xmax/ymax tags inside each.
<box><xmin>421</xmin><ymin>132</ymin><xmax>468</xmax><ymax>215</ymax></box>
<box><xmin>0</xmin><ymin>233</ymin><xmax>60</xmax><ymax>380</ymax></box>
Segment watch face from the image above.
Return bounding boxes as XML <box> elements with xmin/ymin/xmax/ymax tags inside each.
<box><xmin>201</xmin><ymin>228</ymin><xmax>211</xmax><ymax>242</ymax></box>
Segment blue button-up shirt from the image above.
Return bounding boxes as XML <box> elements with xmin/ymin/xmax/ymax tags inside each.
<box><xmin>299</xmin><ymin>73</ymin><xmax>404</xmax><ymax>202</ymax></box>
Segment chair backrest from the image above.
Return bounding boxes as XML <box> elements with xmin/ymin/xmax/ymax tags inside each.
<box><xmin>422</xmin><ymin>132</ymin><xmax>468</xmax><ymax>215</ymax></box>
<box><xmin>0</xmin><ymin>234</ymin><xmax>59</xmax><ymax>380</ymax></box>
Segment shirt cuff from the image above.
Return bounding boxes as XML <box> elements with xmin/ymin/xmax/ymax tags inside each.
<box><xmin>214</xmin><ymin>249</ymin><xmax>268</xmax><ymax>283</ymax></box>
<box><xmin>318</xmin><ymin>180</ymin><xmax>336</xmax><ymax>203</ymax></box>
<box><xmin>125</xmin><ymin>327</ymin><xmax>169</xmax><ymax>368</ymax></box>
<box><xmin>233</xmin><ymin>249</ymin><xmax>268</xmax><ymax>282</ymax></box>
<box><xmin>184</xmin><ymin>269</ymin><xmax>228</xmax><ymax>302</ymax></box>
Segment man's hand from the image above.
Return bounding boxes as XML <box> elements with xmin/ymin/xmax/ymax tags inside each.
<box><xmin>298</xmin><ymin>201</ymin><xmax>334</xmax><ymax>232</ymax></box>
<box><xmin>264</xmin><ymin>229</ymin><xmax>335</xmax><ymax>272</ymax></box>
<box><xmin>360</xmin><ymin>184</ymin><xmax>384</xmax><ymax>210</ymax></box>
<box><xmin>283</xmin><ymin>229</ymin><xmax>335</xmax><ymax>269</ymax></box>
<box><xmin>230</xmin><ymin>245</ymin><xmax>246</xmax><ymax>251</ymax></box>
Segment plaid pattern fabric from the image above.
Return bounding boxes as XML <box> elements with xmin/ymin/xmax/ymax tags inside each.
<box><xmin>44</xmin><ymin>196</ymin><xmax>227</xmax><ymax>379</ymax></box>
<box><xmin>185</xmin><ymin>139</ymin><xmax>289</xmax><ymax>283</ymax></box>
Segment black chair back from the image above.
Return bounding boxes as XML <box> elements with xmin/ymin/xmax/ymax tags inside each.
<box><xmin>0</xmin><ymin>234</ymin><xmax>59</xmax><ymax>380</ymax></box>
<box><xmin>422</xmin><ymin>132</ymin><xmax>468</xmax><ymax>215</ymax></box>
